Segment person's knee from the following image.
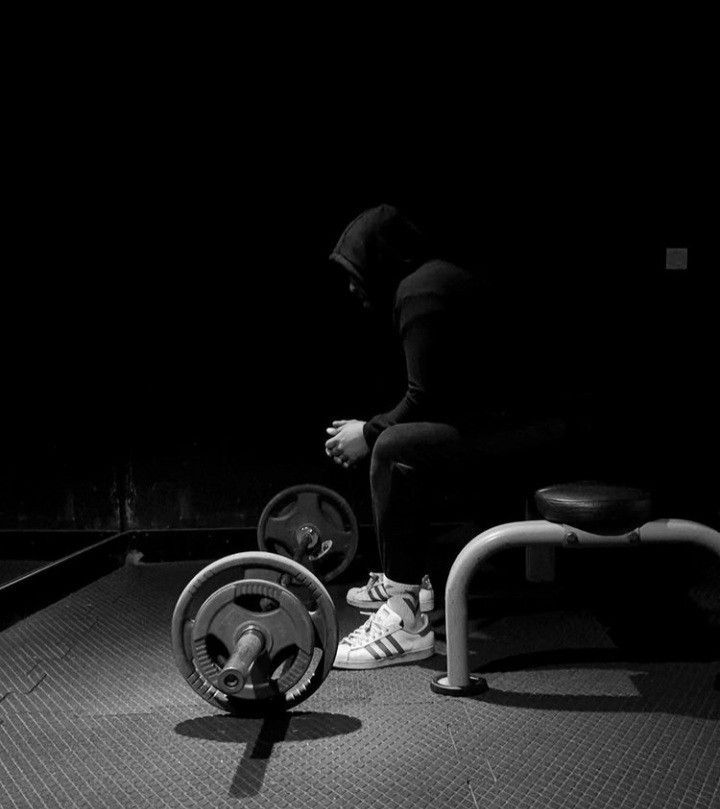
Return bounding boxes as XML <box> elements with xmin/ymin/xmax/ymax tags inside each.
<box><xmin>369</xmin><ymin>427</ymin><xmax>415</xmax><ymax>494</ymax></box>
<box><xmin>370</xmin><ymin>425</ymin><xmax>413</xmax><ymax>471</ymax></box>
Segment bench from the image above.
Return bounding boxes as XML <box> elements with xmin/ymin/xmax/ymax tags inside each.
<box><xmin>431</xmin><ymin>481</ymin><xmax>720</xmax><ymax>695</ymax></box>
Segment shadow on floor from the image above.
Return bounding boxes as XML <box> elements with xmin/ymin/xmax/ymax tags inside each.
<box><xmin>175</xmin><ymin>710</ymin><xmax>362</xmax><ymax>798</ymax></box>
<box><xmin>418</xmin><ymin>640</ymin><xmax>719</xmax><ymax>719</ymax></box>
<box><xmin>474</xmin><ymin>658</ymin><xmax>720</xmax><ymax>718</ymax></box>
<box><xmin>415</xmin><ymin>596</ymin><xmax>720</xmax><ymax>719</ymax></box>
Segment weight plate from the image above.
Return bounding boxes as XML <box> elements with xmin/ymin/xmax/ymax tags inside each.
<box><xmin>171</xmin><ymin>551</ymin><xmax>338</xmax><ymax>714</ymax></box>
<box><xmin>257</xmin><ymin>484</ymin><xmax>359</xmax><ymax>582</ymax></box>
<box><xmin>192</xmin><ymin>579</ymin><xmax>314</xmax><ymax>697</ymax></box>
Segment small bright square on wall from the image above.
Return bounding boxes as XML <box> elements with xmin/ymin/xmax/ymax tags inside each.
<box><xmin>665</xmin><ymin>247</ymin><xmax>688</xmax><ymax>270</ymax></box>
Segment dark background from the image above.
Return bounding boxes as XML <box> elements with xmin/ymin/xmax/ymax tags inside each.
<box><xmin>1</xmin><ymin>96</ymin><xmax>717</xmax><ymax>533</ymax></box>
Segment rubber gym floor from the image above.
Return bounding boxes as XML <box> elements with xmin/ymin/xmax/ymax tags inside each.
<box><xmin>1</xmin><ymin>550</ymin><xmax>718</xmax><ymax>809</ymax></box>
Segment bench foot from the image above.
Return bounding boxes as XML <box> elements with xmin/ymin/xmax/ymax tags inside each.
<box><xmin>431</xmin><ymin>672</ymin><xmax>488</xmax><ymax>697</ymax></box>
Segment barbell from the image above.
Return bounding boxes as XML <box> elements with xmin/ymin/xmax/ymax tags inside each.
<box><xmin>171</xmin><ymin>551</ymin><xmax>338</xmax><ymax>715</ymax></box>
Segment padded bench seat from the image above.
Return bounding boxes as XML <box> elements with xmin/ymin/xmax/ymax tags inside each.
<box><xmin>534</xmin><ymin>481</ymin><xmax>654</xmax><ymax>533</ymax></box>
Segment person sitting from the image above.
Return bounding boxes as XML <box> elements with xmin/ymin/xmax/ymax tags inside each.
<box><xmin>325</xmin><ymin>204</ymin><xmax>573</xmax><ymax>669</ymax></box>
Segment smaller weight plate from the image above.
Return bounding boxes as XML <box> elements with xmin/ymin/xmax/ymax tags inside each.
<box><xmin>257</xmin><ymin>484</ymin><xmax>359</xmax><ymax>582</ymax></box>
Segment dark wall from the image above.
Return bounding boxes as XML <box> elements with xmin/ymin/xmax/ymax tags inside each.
<box><xmin>1</xmin><ymin>135</ymin><xmax>716</xmax><ymax>530</ymax></box>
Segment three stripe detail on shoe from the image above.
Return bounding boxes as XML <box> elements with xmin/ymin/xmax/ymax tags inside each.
<box><xmin>369</xmin><ymin>583</ymin><xmax>389</xmax><ymax>600</ymax></box>
<box><xmin>367</xmin><ymin>586</ymin><xmax>421</xmax><ymax>613</ymax></box>
<box><xmin>366</xmin><ymin>634</ymin><xmax>406</xmax><ymax>658</ymax></box>
<box><xmin>401</xmin><ymin>595</ymin><xmax>419</xmax><ymax>612</ymax></box>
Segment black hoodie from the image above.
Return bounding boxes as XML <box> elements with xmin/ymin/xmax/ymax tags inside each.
<box><xmin>329</xmin><ymin>205</ymin><xmax>570</xmax><ymax>449</ymax></box>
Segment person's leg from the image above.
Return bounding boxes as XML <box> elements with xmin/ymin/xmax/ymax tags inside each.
<box><xmin>344</xmin><ymin>423</ymin><xmax>468</xmax><ymax>613</ymax></box>
<box><xmin>371</xmin><ymin>422</ymin><xmax>469</xmax><ymax>585</ymax></box>
<box><xmin>335</xmin><ymin>416</ymin><xmax>570</xmax><ymax>670</ymax></box>
<box><xmin>371</xmin><ymin>415</ymin><xmax>571</xmax><ymax>587</ymax></box>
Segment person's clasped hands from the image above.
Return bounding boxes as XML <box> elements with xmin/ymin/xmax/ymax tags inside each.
<box><xmin>324</xmin><ymin>419</ymin><xmax>369</xmax><ymax>468</ymax></box>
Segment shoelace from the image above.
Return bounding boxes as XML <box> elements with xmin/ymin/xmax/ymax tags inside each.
<box><xmin>345</xmin><ymin>612</ymin><xmax>394</xmax><ymax>648</ymax></box>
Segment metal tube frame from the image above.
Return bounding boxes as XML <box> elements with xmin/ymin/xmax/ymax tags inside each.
<box><xmin>438</xmin><ymin>518</ymin><xmax>720</xmax><ymax>690</ymax></box>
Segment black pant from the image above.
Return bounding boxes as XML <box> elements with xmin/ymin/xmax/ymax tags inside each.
<box><xmin>369</xmin><ymin>416</ymin><xmax>573</xmax><ymax>583</ymax></box>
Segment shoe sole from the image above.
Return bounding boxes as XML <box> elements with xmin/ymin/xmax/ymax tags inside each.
<box><xmin>346</xmin><ymin>595</ymin><xmax>435</xmax><ymax>612</ymax></box>
<box><xmin>333</xmin><ymin>646</ymin><xmax>435</xmax><ymax>670</ymax></box>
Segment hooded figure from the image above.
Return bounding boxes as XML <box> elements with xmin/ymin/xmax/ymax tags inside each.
<box><xmin>329</xmin><ymin>204</ymin><xmax>432</xmax><ymax>312</ymax></box>
<box><xmin>326</xmin><ymin>204</ymin><xmax>576</xmax><ymax>673</ymax></box>
<box><xmin>328</xmin><ymin>203</ymin><xmax>516</xmax><ymax>448</ymax></box>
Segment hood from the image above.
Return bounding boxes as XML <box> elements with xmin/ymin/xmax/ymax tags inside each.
<box><xmin>329</xmin><ymin>204</ymin><xmax>431</xmax><ymax>308</ymax></box>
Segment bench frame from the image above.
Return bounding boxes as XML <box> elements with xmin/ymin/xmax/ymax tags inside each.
<box><xmin>433</xmin><ymin>518</ymin><xmax>720</xmax><ymax>693</ymax></box>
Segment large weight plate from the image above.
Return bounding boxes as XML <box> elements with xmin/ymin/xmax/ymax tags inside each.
<box><xmin>192</xmin><ymin>579</ymin><xmax>315</xmax><ymax>698</ymax></box>
<box><xmin>257</xmin><ymin>484</ymin><xmax>359</xmax><ymax>582</ymax></box>
<box><xmin>171</xmin><ymin>551</ymin><xmax>338</xmax><ymax>714</ymax></box>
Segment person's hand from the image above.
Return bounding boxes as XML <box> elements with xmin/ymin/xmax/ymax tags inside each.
<box><xmin>325</xmin><ymin>419</ymin><xmax>369</xmax><ymax>468</ymax></box>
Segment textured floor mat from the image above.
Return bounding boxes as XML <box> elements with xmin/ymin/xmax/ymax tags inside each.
<box><xmin>0</xmin><ymin>561</ymin><xmax>718</xmax><ymax>808</ymax></box>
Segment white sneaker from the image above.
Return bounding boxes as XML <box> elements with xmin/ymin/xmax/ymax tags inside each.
<box><xmin>334</xmin><ymin>595</ymin><xmax>435</xmax><ymax>670</ymax></box>
<box><xmin>346</xmin><ymin>572</ymin><xmax>435</xmax><ymax>612</ymax></box>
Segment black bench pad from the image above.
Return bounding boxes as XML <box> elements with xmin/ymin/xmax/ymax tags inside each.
<box><xmin>534</xmin><ymin>481</ymin><xmax>653</xmax><ymax>533</ymax></box>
